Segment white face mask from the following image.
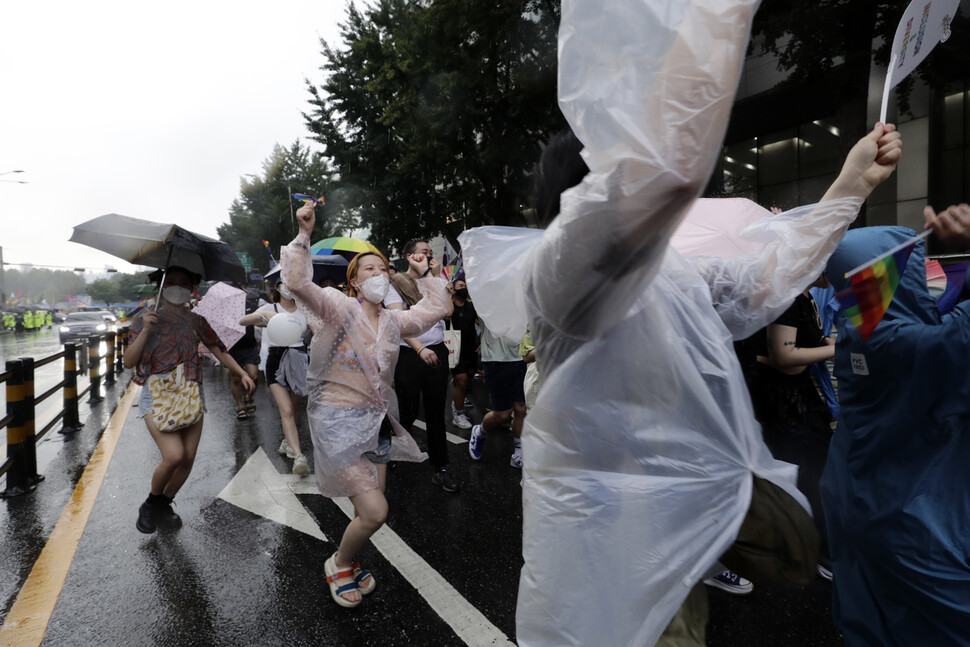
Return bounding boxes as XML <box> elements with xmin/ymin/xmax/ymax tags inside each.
<box><xmin>162</xmin><ymin>285</ymin><xmax>192</xmax><ymax>305</ymax></box>
<box><xmin>357</xmin><ymin>274</ymin><xmax>390</xmax><ymax>304</ymax></box>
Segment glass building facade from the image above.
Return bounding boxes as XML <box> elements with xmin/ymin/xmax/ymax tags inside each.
<box><xmin>713</xmin><ymin>39</ymin><xmax>970</xmax><ymax>254</ymax></box>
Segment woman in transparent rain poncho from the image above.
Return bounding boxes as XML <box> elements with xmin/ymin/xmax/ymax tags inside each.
<box><xmin>459</xmin><ymin>0</ymin><xmax>901</xmax><ymax>644</ymax></box>
<box><xmin>280</xmin><ymin>202</ymin><xmax>450</xmax><ymax>608</ymax></box>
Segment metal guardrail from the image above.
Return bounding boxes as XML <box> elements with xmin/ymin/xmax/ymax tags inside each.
<box><xmin>0</xmin><ymin>328</ymin><xmax>130</xmax><ymax>497</ymax></box>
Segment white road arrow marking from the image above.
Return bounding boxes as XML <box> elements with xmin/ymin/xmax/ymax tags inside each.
<box><xmin>221</xmin><ymin>449</ymin><xmax>515</xmax><ymax>647</ymax></box>
<box><xmin>216</xmin><ymin>447</ymin><xmax>326</xmax><ymax>541</ymax></box>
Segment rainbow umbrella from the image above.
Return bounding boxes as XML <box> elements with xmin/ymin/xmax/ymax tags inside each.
<box><xmin>310</xmin><ymin>236</ymin><xmax>381</xmax><ymax>262</ymax></box>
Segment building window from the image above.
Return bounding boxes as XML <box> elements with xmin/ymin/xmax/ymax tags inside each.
<box><xmin>718</xmin><ymin>118</ymin><xmax>842</xmax><ymax>208</ymax></box>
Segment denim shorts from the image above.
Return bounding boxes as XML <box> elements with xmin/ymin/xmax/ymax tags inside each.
<box><xmin>137</xmin><ymin>381</ymin><xmax>207</xmax><ymax>419</ymax></box>
<box><xmin>363</xmin><ymin>416</ymin><xmax>393</xmax><ymax>464</ymax></box>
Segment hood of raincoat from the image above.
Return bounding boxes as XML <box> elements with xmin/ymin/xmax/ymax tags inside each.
<box><xmin>825</xmin><ymin>226</ymin><xmax>938</xmax><ymax>335</ymax></box>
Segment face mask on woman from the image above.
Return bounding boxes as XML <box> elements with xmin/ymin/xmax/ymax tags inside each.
<box><xmin>162</xmin><ymin>285</ymin><xmax>192</xmax><ymax>305</ymax></box>
<box><xmin>357</xmin><ymin>274</ymin><xmax>390</xmax><ymax>304</ymax></box>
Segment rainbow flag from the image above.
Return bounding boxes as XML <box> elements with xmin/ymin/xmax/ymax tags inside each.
<box><xmin>120</xmin><ymin>299</ymin><xmax>150</xmax><ymax>322</ymax></box>
<box><xmin>835</xmin><ymin>241</ymin><xmax>917</xmax><ymax>341</ymax></box>
<box><xmin>441</xmin><ymin>251</ymin><xmax>463</xmax><ymax>282</ymax></box>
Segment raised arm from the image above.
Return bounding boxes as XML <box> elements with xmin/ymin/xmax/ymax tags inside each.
<box><xmin>524</xmin><ymin>0</ymin><xmax>762</xmax><ymax>339</ymax></box>
<box><xmin>394</xmin><ymin>254</ymin><xmax>451</xmax><ymax>339</ymax></box>
<box><xmin>280</xmin><ymin>203</ymin><xmax>336</xmax><ymax>322</ymax></box>
<box><xmin>694</xmin><ymin>124</ymin><xmax>902</xmax><ymax>339</ymax></box>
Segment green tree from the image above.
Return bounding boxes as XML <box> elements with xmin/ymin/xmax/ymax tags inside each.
<box><xmin>4</xmin><ymin>267</ymin><xmax>87</xmax><ymax>304</ymax></box>
<box><xmin>304</xmin><ymin>0</ymin><xmax>564</xmax><ymax>254</ymax></box>
<box><xmin>218</xmin><ymin>141</ymin><xmax>341</xmax><ymax>275</ymax></box>
<box><xmin>110</xmin><ymin>271</ymin><xmax>152</xmax><ymax>302</ymax></box>
<box><xmin>86</xmin><ymin>279</ymin><xmax>119</xmax><ymax>307</ymax></box>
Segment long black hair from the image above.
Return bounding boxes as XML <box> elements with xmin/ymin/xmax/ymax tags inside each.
<box><xmin>532</xmin><ymin>130</ymin><xmax>590</xmax><ymax>229</ymax></box>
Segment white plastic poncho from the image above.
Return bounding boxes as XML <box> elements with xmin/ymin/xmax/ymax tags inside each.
<box><xmin>460</xmin><ymin>1</ymin><xmax>867</xmax><ymax>644</ymax></box>
<box><xmin>281</xmin><ymin>234</ymin><xmax>450</xmax><ymax>498</ymax></box>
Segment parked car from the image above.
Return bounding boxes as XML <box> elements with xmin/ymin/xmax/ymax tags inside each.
<box><xmin>58</xmin><ymin>312</ymin><xmax>113</xmax><ymax>345</ymax></box>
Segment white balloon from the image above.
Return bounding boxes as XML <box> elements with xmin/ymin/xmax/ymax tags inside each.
<box><xmin>266</xmin><ymin>313</ymin><xmax>304</xmax><ymax>346</ymax></box>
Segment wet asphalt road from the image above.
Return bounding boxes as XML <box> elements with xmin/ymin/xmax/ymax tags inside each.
<box><xmin>1</xmin><ymin>357</ymin><xmax>844</xmax><ymax>646</ymax></box>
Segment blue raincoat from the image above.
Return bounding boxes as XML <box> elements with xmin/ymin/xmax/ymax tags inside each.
<box><xmin>822</xmin><ymin>226</ymin><xmax>970</xmax><ymax>646</ymax></box>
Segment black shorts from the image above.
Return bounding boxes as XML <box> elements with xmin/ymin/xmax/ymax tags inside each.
<box><xmin>228</xmin><ymin>343</ymin><xmax>260</xmax><ymax>368</ymax></box>
<box><xmin>452</xmin><ymin>352</ymin><xmax>478</xmax><ymax>378</ymax></box>
<box><xmin>265</xmin><ymin>346</ymin><xmax>286</xmax><ymax>386</ymax></box>
<box><xmin>482</xmin><ymin>360</ymin><xmax>527</xmax><ymax>412</ymax></box>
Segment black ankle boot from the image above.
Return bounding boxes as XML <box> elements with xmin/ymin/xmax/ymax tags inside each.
<box><xmin>136</xmin><ymin>501</ymin><xmax>157</xmax><ymax>534</ymax></box>
<box><xmin>152</xmin><ymin>495</ymin><xmax>182</xmax><ymax>529</ymax></box>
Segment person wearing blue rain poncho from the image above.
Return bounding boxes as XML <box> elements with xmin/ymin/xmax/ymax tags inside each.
<box><xmin>459</xmin><ymin>1</ymin><xmax>902</xmax><ymax>644</ymax></box>
<box><xmin>822</xmin><ymin>226</ymin><xmax>970</xmax><ymax>646</ymax></box>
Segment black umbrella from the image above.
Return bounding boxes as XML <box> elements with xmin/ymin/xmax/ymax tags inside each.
<box><xmin>69</xmin><ymin>214</ymin><xmax>246</xmax><ymax>284</ymax></box>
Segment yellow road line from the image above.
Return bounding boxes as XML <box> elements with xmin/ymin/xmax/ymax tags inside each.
<box><xmin>0</xmin><ymin>383</ymin><xmax>138</xmax><ymax>647</ymax></box>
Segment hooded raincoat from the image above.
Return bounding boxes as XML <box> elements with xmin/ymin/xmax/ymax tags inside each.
<box><xmin>822</xmin><ymin>227</ymin><xmax>970</xmax><ymax>646</ymax></box>
<box><xmin>460</xmin><ymin>0</ymin><xmax>874</xmax><ymax>644</ymax></box>
<box><xmin>281</xmin><ymin>234</ymin><xmax>449</xmax><ymax>497</ymax></box>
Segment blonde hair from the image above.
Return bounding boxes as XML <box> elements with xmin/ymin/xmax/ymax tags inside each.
<box><xmin>346</xmin><ymin>251</ymin><xmax>390</xmax><ymax>299</ymax></box>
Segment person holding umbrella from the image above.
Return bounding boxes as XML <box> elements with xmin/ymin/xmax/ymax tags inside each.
<box><xmin>280</xmin><ymin>202</ymin><xmax>450</xmax><ymax>608</ymax></box>
<box><xmin>124</xmin><ymin>266</ymin><xmax>255</xmax><ymax>534</ymax></box>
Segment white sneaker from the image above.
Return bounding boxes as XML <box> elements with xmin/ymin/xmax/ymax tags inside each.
<box><xmin>293</xmin><ymin>453</ymin><xmax>310</xmax><ymax>475</ymax></box>
<box><xmin>452</xmin><ymin>410</ymin><xmax>472</xmax><ymax>429</ymax></box>
<box><xmin>279</xmin><ymin>439</ymin><xmax>297</xmax><ymax>459</ymax></box>
<box><xmin>510</xmin><ymin>450</ymin><xmax>523</xmax><ymax>469</ymax></box>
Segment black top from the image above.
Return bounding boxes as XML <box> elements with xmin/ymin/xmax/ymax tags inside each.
<box><xmin>449</xmin><ymin>300</ymin><xmax>478</xmax><ymax>335</ymax></box>
<box><xmin>448</xmin><ymin>300</ymin><xmax>478</xmax><ymax>359</ymax></box>
<box><xmin>742</xmin><ymin>293</ymin><xmax>825</xmax><ymax>359</ymax></box>
<box><xmin>771</xmin><ymin>293</ymin><xmax>826</xmax><ymax>350</ymax></box>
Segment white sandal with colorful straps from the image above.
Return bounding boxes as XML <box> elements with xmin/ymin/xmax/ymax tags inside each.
<box><xmin>325</xmin><ymin>553</ymin><xmax>361</xmax><ymax>608</ymax></box>
<box><xmin>352</xmin><ymin>561</ymin><xmax>376</xmax><ymax>595</ymax></box>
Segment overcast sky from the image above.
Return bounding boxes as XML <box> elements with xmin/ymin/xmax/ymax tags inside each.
<box><xmin>1</xmin><ymin>0</ymin><xmax>348</xmax><ymax>278</ymax></box>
